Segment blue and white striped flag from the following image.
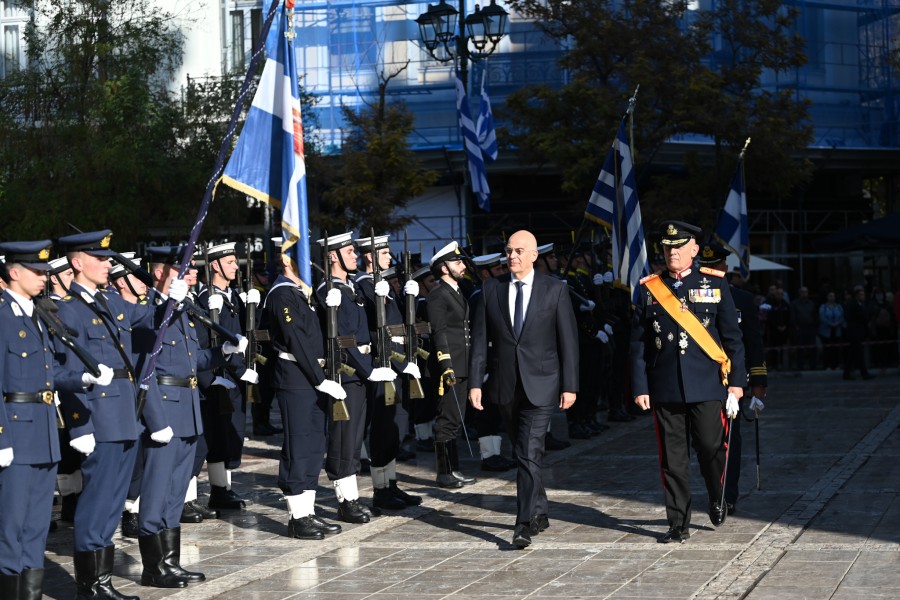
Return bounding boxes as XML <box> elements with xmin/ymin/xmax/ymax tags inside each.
<box><xmin>222</xmin><ymin>0</ymin><xmax>311</xmax><ymax>292</ymax></box>
<box><xmin>584</xmin><ymin>117</ymin><xmax>648</xmax><ymax>305</ymax></box>
<box><xmin>715</xmin><ymin>155</ymin><xmax>750</xmax><ymax>278</ymax></box>
<box><xmin>456</xmin><ymin>69</ymin><xmax>491</xmax><ymax>212</ymax></box>
<box><xmin>476</xmin><ymin>76</ymin><xmax>498</xmax><ymax>163</ymax></box>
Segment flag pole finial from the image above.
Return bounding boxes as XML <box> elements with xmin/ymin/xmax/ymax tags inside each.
<box><xmin>739</xmin><ymin>137</ymin><xmax>751</xmax><ymax>159</ymax></box>
<box><xmin>626</xmin><ymin>85</ymin><xmax>640</xmax><ymax>115</ymax></box>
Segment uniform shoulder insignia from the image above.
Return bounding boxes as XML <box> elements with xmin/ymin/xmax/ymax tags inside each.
<box><xmin>699</xmin><ymin>267</ymin><xmax>725</xmax><ymax>278</ymax></box>
<box><xmin>639</xmin><ymin>273</ymin><xmax>659</xmax><ymax>285</ymax></box>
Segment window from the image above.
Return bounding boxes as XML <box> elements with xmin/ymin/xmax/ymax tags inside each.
<box><xmin>231</xmin><ymin>10</ymin><xmax>245</xmax><ymax>69</ymax></box>
<box><xmin>251</xmin><ymin>8</ymin><xmax>262</xmax><ymax>53</ymax></box>
<box><xmin>3</xmin><ymin>24</ymin><xmax>19</xmax><ymax>76</ymax></box>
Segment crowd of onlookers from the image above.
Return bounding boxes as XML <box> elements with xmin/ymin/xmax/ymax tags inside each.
<box><xmin>739</xmin><ymin>278</ymin><xmax>899</xmax><ymax>378</ymax></box>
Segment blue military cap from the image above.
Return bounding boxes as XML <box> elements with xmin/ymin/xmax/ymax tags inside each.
<box><xmin>0</xmin><ymin>240</ymin><xmax>54</xmax><ymax>270</ymax></box>
<box><xmin>146</xmin><ymin>245</ymin><xmax>186</xmax><ymax>266</ymax></box>
<box><xmin>57</xmin><ymin>229</ymin><xmax>116</xmax><ymax>256</ymax></box>
<box><xmin>697</xmin><ymin>239</ymin><xmax>731</xmax><ymax>265</ymax></box>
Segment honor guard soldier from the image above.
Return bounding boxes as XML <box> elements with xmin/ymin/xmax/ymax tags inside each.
<box><xmin>262</xmin><ymin>240</ymin><xmax>346</xmax><ymax>539</ymax></box>
<box><xmin>697</xmin><ymin>240</ymin><xmax>767</xmax><ymax>516</ymax></box>
<box><xmin>0</xmin><ymin>241</ymin><xmax>114</xmax><ymax>600</ymax></box>
<box><xmin>195</xmin><ymin>242</ymin><xmax>259</xmax><ymax>511</ymax></box>
<box><xmin>55</xmin><ymin>230</ymin><xmax>162</xmax><ymax>600</ymax></box>
<box><xmin>353</xmin><ymin>235</ymin><xmax>422</xmax><ymax>511</ymax></box>
<box><xmin>409</xmin><ymin>265</ymin><xmax>437</xmax><ymax>452</ymax></box>
<box><xmin>469</xmin><ymin>252</ymin><xmax>516</xmax><ymax>472</ymax></box>
<box><xmin>315</xmin><ymin>232</ymin><xmax>397</xmax><ymax>524</ymax></box>
<box><xmin>132</xmin><ymin>246</ymin><xmax>246</xmax><ymax>589</ymax></box>
<box><xmin>426</xmin><ymin>241</ymin><xmax>476</xmax><ymax>488</ymax></box>
<box><xmin>631</xmin><ymin>221</ymin><xmax>746</xmax><ymax>543</ymax></box>
<box><xmin>109</xmin><ymin>252</ymin><xmax>148</xmax><ymax>303</ymax></box>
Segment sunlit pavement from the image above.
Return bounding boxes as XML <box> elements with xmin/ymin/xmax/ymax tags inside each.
<box><xmin>41</xmin><ymin>368</ymin><xmax>900</xmax><ymax>599</ymax></box>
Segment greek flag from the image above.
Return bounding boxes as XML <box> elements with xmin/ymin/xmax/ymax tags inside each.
<box><xmin>584</xmin><ymin>117</ymin><xmax>648</xmax><ymax>305</ymax></box>
<box><xmin>456</xmin><ymin>69</ymin><xmax>491</xmax><ymax>211</ymax></box>
<box><xmin>715</xmin><ymin>156</ymin><xmax>750</xmax><ymax>278</ymax></box>
<box><xmin>221</xmin><ymin>0</ymin><xmax>311</xmax><ymax>292</ymax></box>
<box><xmin>476</xmin><ymin>76</ymin><xmax>498</xmax><ymax>162</ymax></box>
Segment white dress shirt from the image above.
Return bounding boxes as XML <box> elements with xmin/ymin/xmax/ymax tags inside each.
<box><xmin>508</xmin><ymin>269</ymin><xmax>536</xmax><ymax>328</ymax></box>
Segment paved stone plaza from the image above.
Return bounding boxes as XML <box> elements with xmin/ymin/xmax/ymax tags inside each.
<box><xmin>40</xmin><ymin>368</ymin><xmax>900</xmax><ymax>599</ymax></box>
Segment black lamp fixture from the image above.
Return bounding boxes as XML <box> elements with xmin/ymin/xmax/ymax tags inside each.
<box><xmin>417</xmin><ymin>0</ymin><xmax>508</xmax><ymax>63</ymax></box>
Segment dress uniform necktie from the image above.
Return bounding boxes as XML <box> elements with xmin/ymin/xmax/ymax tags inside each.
<box><xmin>94</xmin><ymin>291</ymin><xmax>111</xmax><ymax>316</ymax></box>
<box><xmin>514</xmin><ymin>280</ymin><xmax>524</xmax><ymax>339</ymax></box>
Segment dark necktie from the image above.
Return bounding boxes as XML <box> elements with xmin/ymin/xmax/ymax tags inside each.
<box><xmin>514</xmin><ymin>281</ymin><xmax>524</xmax><ymax>339</ymax></box>
<box><xmin>94</xmin><ymin>291</ymin><xmax>111</xmax><ymax>316</ymax></box>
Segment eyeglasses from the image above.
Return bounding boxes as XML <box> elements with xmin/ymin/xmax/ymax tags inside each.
<box><xmin>505</xmin><ymin>247</ymin><xmax>536</xmax><ymax>256</ymax></box>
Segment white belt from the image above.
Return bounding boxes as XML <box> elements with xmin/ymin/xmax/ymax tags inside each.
<box><xmin>278</xmin><ymin>352</ymin><xmax>297</xmax><ymax>362</ymax></box>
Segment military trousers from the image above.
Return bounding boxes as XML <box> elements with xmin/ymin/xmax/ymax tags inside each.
<box><xmin>0</xmin><ymin>462</ymin><xmax>56</xmax><ymax>574</ymax></box>
<box><xmin>367</xmin><ymin>381</ymin><xmax>401</xmax><ymax>468</ymax></box>
<box><xmin>433</xmin><ymin>377</ymin><xmax>468</xmax><ymax>443</ymax></box>
<box><xmin>138</xmin><ymin>434</ymin><xmax>197</xmax><ymax>536</ymax></box>
<box><xmin>653</xmin><ymin>400</ymin><xmax>727</xmax><ymax>529</ymax></box>
<box><xmin>276</xmin><ymin>388</ymin><xmax>327</xmax><ymax>495</ymax></box>
<box><xmin>325</xmin><ymin>381</ymin><xmax>367</xmax><ymax>481</ymax></box>
<box><xmin>75</xmin><ymin>440</ymin><xmax>137</xmax><ymax>551</ymax></box>
<box><xmin>202</xmin><ymin>383</ymin><xmax>246</xmax><ymax>470</ymax></box>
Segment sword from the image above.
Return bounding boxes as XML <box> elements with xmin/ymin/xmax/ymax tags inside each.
<box><xmin>754</xmin><ymin>407</ymin><xmax>761</xmax><ymax>490</ymax></box>
<box><xmin>449</xmin><ymin>384</ymin><xmax>475</xmax><ymax>459</ymax></box>
<box><xmin>717</xmin><ymin>412</ymin><xmax>734</xmax><ymax>525</ymax></box>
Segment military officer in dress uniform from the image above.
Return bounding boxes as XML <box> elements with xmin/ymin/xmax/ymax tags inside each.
<box><xmin>0</xmin><ymin>241</ymin><xmax>113</xmax><ymax>600</ymax></box>
<box><xmin>262</xmin><ymin>241</ymin><xmax>346</xmax><ymax>539</ymax></box>
<box><xmin>315</xmin><ymin>232</ymin><xmax>397</xmax><ymax>524</ymax></box>
<box><xmin>131</xmin><ymin>246</ymin><xmax>246</xmax><ymax>589</ymax></box>
<box><xmin>353</xmin><ymin>235</ymin><xmax>422</xmax><ymax>511</ymax></box>
<box><xmin>696</xmin><ymin>240</ymin><xmax>767</xmax><ymax>516</ymax></box>
<box><xmin>631</xmin><ymin>221</ymin><xmax>746</xmax><ymax>543</ymax></box>
<box><xmin>194</xmin><ymin>242</ymin><xmax>259</xmax><ymax>512</ymax></box>
<box><xmin>55</xmin><ymin>230</ymin><xmax>164</xmax><ymax>600</ymax></box>
<box><xmin>426</xmin><ymin>242</ymin><xmax>476</xmax><ymax>489</ymax></box>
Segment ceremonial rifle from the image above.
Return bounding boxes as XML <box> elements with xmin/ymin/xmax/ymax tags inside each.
<box><xmin>402</xmin><ymin>230</ymin><xmax>428</xmax><ymax>399</ymax></box>
<box><xmin>371</xmin><ymin>229</ymin><xmax>401</xmax><ymax>406</ymax></box>
<box><xmin>202</xmin><ymin>243</ymin><xmax>220</xmax><ymax>346</ymax></box>
<box><xmin>243</xmin><ymin>238</ymin><xmax>260</xmax><ymax>403</ymax></box>
<box><xmin>323</xmin><ymin>233</ymin><xmax>354</xmax><ymax>421</ymax></box>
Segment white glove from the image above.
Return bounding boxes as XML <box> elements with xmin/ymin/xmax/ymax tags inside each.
<box><xmin>211</xmin><ymin>376</ymin><xmax>237</xmax><ymax>390</ymax></box>
<box><xmin>240</xmin><ymin>369</ymin><xmax>259</xmax><ymax>384</ymax></box>
<box><xmin>82</xmin><ymin>364</ymin><xmax>114</xmax><ymax>387</ymax></box>
<box><xmin>404</xmin><ymin>280</ymin><xmax>419</xmax><ymax>296</ymax></box>
<box><xmin>579</xmin><ymin>300</ymin><xmax>596</xmax><ymax>312</ymax></box>
<box><xmin>592</xmin><ymin>273</ymin><xmax>604</xmax><ymax>286</ymax></box>
<box><xmin>239</xmin><ymin>292</ymin><xmax>247</xmax><ymax>304</ymax></box>
<box><xmin>207</xmin><ymin>293</ymin><xmax>224</xmax><ymax>312</ymax></box>
<box><xmin>603</xmin><ymin>271</ymin><xmax>614</xmax><ymax>283</ymax></box>
<box><xmin>758</xmin><ymin>303</ymin><xmax>772</xmax><ymax>311</ymax></box>
<box><xmin>325</xmin><ymin>288</ymin><xmax>342</xmax><ymax>307</ymax></box>
<box><xmin>374</xmin><ymin>280</ymin><xmax>390</xmax><ymax>297</ymax></box>
<box><xmin>0</xmin><ymin>447</ymin><xmax>13</xmax><ymax>468</ymax></box>
<box><xmin>725</xmin><ymin>393</ymin><xmax>740</xmax><ymax>419</ymax></box>
<box><xmin>595</xmin><ymin>330</ymin><xmax>609</xmax><ymax>343</ymax></box>
<box><xmin>315</xmin><ymin>379</ymin><xmax>347</xmax><ymax>400</ymax></box>
<box><xmin>368</xmin><ymin>367</ymin><xmax>397</xmax><ymax>382</ymax></box>
<box><xmin>749</xmin><ymin>396</ymin><xmax>766</xmax><ymax>412</ymax></box>
<box><xmin>391</xmin><ymin>335</ymin><xmax>405</xmax><ymax>344</ymax></box>
<box><xmin>246</xmin><ymin>288</ymin><xmax>261</xmax><ymax>305</ymax></box>
<box><xmin>150</xmin><ymin>426</ymin><xmax>174</xmax><ymax>444</ymax></box>
<box><xmin>223</xmin><ymin>334</ymin><xmax>248</xmax><ymax>355</ymax></box>
<box><xmin>603</xmin><ymin>323</ymin><xmax>614</xmax><ymax>335</ymax></box>
<box><xmin>70</xmin><ymin>433</ymin><xmax>96</xmax><ymax>456</ymax></box>
<box><xmin>402</xmin><ymin>362</ymin><xmax>421</xmax><ymax>379</ymax></box>
<box><xmin>169</xmin><ymin>278</ymin><xmax>189</xmax><ymax>303</ymax></box>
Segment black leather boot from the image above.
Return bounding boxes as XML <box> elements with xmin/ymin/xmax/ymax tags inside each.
<box><xmin>286</xmin><ymin>516</ymin><xmax>325</xmax><ymax>540</ymax></box>
<box><xmin>336</xmin><ymin>499</ymin><xmax>370</xmax><ymax>524</ymax></box>
<box><xmin>19</xmin><ymin>569</ymin><xmax>43</xmax><ymax>600</ymax></box>
<box><xmin>138</xmin><ymin>533</ymin><xmax>187</xmax><ymax>588</ymax></box>
<box><xmin>447</xmin><ymin>441</ymin><xmax>476</xmax><ymax>485</ymax></box>
<box><xmin>0</xmin><ymin>573</ymin><xmax>19</xmax><ymax>599</ymax></box>
<box><xmin>208</xmin><ymin>485</ymin><xmax>246</xmax><ymax>510</ymax></box>
<box><xmin>161</xmin><ymin>528</ymin><xmax>205</xmax><ymax>583</ymax></box>
<box><xmin>75</xmin><ymin>547</ymin><xmax>139</xmax><ymax>600</ymax></box>
<box><xmin>389</xmin><ymin>480</ymin><xmax>422</xmax><ymax>506</ymax></box>
<box><xmin>435</xmin><ymin>440</ymin><xmax>464</xmax><ymax>488</ymax></box>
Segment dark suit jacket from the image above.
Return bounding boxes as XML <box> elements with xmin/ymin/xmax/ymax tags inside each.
<box><xmin>469</xmin><ymin>271</ymin><xmax>579</xmax><ymax>406</ymax></box>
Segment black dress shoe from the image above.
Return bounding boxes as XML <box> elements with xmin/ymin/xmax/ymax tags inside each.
<box><xmin>389</xmin><ymin>480</ymin><xmax>422</xmax><ymax>506</ymax></box>
<box><xmin>529</xmin><ymin>514</ymin><xmax>549</xmax><ymax>535</ymax></box>
<box><xmin>208</xmin><ymin>486</ymin><xmax>246</xmax><ymax>510</ymax></box>
<box><xmin>308</xmin><ymin>514</ymin><xmax>342</xmax><ymax>535</ymax></box>
<box><xmin>862</xmin><ymin>373</ymin><xmax>876</xmax><ymax>380</ymax></box>
<box><xmin>121</xmin><ymin>511</ymin><xmax>139</xmax><ymax>538</ymax></box>
<box><xmin>608</xmin><ymin>409</ymin><xmax>635</xmax><ymax>422</ymax></box>
<box><xmin>544</xmin><ymin>434</ymin><xmax>571</xmax><ymax>451</ymax></box>
<box><xmin>186</xmin><ymin>500</ymin><xmax>218</xmax><ymax>520</ymax></box>
<box><xmin>726</xmin><ymin>502</ymin><xmax>736</xmax><ymax>516</ymax></box>
<box><xmin>396</xmin><ymin>446</ymin><xmax>416</xmax><ymax>462</ymax></box>
<box><xmin>337</xmin><ymin>500</ymin><xmax>370</xmax><ymax>524</ymax></box>
<box><xmin>586</xmin><ymin>419</ymin><xmax>610</xmax><ymax>434</ymax></box>
<box><xmin>512</xmin><ymin>524</ymin><xmax>532</xmax><ymax>548</ymax></box>
<box><xmin>659</xmin><ymin>527</ymin><xmax>690</xmax><ymax>543</ymax></box>
<box><xmin>179</xmin><ymin>502</ymin><xmax>203</xmax><ymax>524</ymax></box>
<box><xmin>568</xmin><ymin>423</ymin><xmax>592</xmax><ymax>440</ymax></box>
<box><xmin>373</xmin><ymin>487</ymin><xmax>406</xmax><ymax>510</ymax></box>
<box><xmin>481</xmin><ymin>454</ymin><xmax>515</xmax><ymax>472</ymax></box>
<box><xmin>287</xmin><ymin>516</ymin><xmax>325</xmax><ymax>540</ymax></box>
<box><xmin>437</xmin><ymin>474</ymin><xmax>464</xmax><ymax>488</ymax></box>
<box><xmin>416</xmin><ymin>438</ymin><xmax>435</xmax><ymax>452</ymax></box>
<box><xmin>253</xmin><ymin>423</ymin><xmax>282</xmax><ymax>436</ymax></box>
<box><xmin>709</xmin><ymin>501</ymin><xmax>726</xmax><ymax>526</ymax></box>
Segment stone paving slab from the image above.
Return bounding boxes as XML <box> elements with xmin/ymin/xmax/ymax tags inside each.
<box><xmin>39</xmin><ymin>368</ymin><xmax>900</xmax><ymax>599</ymax></box>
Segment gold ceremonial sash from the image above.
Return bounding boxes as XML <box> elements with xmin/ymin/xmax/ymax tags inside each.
<box><xmin>643</xmin><ymin>275</ymin><xmax>731</xmax><ymax>386</ymax></box>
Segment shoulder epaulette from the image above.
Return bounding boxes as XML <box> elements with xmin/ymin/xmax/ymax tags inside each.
<box><xmin>639</xmin><ymin>273</ymin><xmax>659</xmax><ymax>285</ymax></box>
<box><xmin>62</xmin><ymin>295</ymin><xmax>73</xmax><ymax>302</ymax></box>
<box><xmin>699</xmin><ymin>267</ymin><xmax>725</xmax><ymax>278</ymax></box>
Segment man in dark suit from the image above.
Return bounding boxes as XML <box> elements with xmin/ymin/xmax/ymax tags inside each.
<box><xmin>469</xmin><ymin>230</ymin><xmax>579</xmax><ymax>548</ymax></box>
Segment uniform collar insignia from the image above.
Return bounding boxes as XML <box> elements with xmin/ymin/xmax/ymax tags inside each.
<box><xmin>80</xmin><ymin>291</ymin><xmax>94</xmax><ymax>304</ymax></box>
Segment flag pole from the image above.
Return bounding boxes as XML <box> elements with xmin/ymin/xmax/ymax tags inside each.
<box><xmin>134</xmin><ymin>0</ymin><xmax>282</xmax><ymax>416</ymax></box>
